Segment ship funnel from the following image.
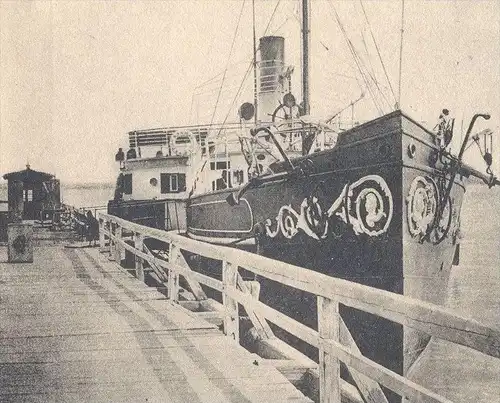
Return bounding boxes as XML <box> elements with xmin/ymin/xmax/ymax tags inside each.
<box><xmin>258</xmin><ymin>36</ymin><xmax>288</xmax><ymax>122</ymax></box>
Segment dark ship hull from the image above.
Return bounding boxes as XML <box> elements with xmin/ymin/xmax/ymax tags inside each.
<box><xmin>186</xmin><ymin>111</ymin><xmax>464</xmax><ymax>388</ymax></box>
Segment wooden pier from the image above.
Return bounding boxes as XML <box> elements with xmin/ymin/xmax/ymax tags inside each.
<box><xmin>0</xmin><ymin>233</ymin><xmax>310</xmax><ymax>402</ymax></box>
<box><xmin>1</xmin><ymin>210</ymin><xmax>499</xmax><ymax>403</ymax></box>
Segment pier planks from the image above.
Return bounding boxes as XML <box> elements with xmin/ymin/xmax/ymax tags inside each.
<box><xmin>0</xmin><ymin>244</ymin><xmax>310</xmax><ymax>403</ymax></box>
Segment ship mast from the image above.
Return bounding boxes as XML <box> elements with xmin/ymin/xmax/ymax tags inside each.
<box><xmin>301</xmin><ymin>0</ymin><xmax>311</xmax><ymax>115</ymax></box>
<box><xmin>397</xmin><ymin>0</ymin><xmax>405</xmax><ymax>109</ymax></box>
<box><xmin>252</xmin><ymin>0</ymin><xmax>258</xmax><ymax>124</ymax></box>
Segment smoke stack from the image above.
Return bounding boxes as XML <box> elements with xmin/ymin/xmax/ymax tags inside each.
<box><xmin>258</xmin><ymin>36</ymin><xmax>286</xmax><ymax>122</ymax></box>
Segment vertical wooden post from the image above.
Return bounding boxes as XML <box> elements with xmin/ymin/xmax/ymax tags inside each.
<box><xmin>134</xmin><ymin>232</ymin><xmax>145</xmax><ymax>282</ymax></box>
<box><xmin>114</xmin><ymin>224</ymin><xmax>122</xmax><ymax>265</ymax></box>
<box><xmin>98</xmin><ymin>218</ymin><xmax>105</xmax><ymax>252</ymax></box>
<box><xmin>109</xmin><ymin>222</ymin><xmax>115</xmax><ymax>259</ymax></box>
<box><xmin>167</xmin><ymin>243</ymin><xmax>180</xmax><ymax>302</ymax></box>
<box><xmin>317</xmin><ymin>296</ymin><xmax>340</xmax><ymax>403</ymax></box>
<box><xmin>222</xmin><ymin>261</ymin><xmax>239</xmax><ymax>343</ymax></box>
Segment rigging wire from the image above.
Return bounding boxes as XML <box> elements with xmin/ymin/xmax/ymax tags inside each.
<box><xmin>263</xmin><ymin>0</ymin><xmax>283</xmax><ymax>38</ymax></box>
<box><xmin>359</xmin><ymin>30</ymin><xmax>392</xmax><ymax>111</ymax></box>
<box><xmin>215</xmin><ymin>0</ymin><xmax>283</xmax><ymax>138</ymax></box>
<box><xmin>328</xmin><ymin>0</ymin><xmax>380</xmax><ymax>113</ymax></box>
<box><xmin>359</xmin><ymin>0</ymin><xmax>397</xmax><ymax>107</ymax></box>
<box><xmin>252</xmin><ymin>0</ymin><xmax>258</xmax><ymax>124</ymax></box>
<box><xmin>209</xmin><ymin>0</ymin><xmax>246</xmax><ymax>127</ymax></box>
<box><xmin>327</xmin><ymin>0</ymin><xmax>383</xmax><ymax>115</ymax></box>
<box><xmin>194</xmin><ymin>84</ymin><xmax>250</xmax><ymax>99</ymax></box>
<box><xmin>189</xmin><ymin>59</ymin><xmax>252</xmax><ymax>121</ymax></box>
<box><xmin>269</xmin><ymin>15</ymin><xmax>292</xmax><ymax>37</ymax></box>
<box><xmin>188</xmin><ymin>94</ymin><xmax>196</xmax><ymax>124</ymax></box>
<box><xmin>349</xmin><ymin>12</ymin><xmax>387</xmax><ymax>113</ymax></box>
<box><xmin>187</xmin><ymin>0</ymin><xmax>284</xmax><ymax>197</ymax></box>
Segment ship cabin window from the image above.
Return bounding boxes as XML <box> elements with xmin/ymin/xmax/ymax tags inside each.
<box><xmin>161</xmin><ymin>173</ymin><xmax>186</xmax><ymax>194</ymax></box>
<box><xmin>212</xmin><ymin>169</ymin><xmax>232</xmax><ymax>191</ymax></box>
<box><xmin>171</xmin><ymin>174</ymin><xmax>178</xmax><ymax>191</ymax></box>
<box><xmin>210</xmin><ymin>161</ymin><xmax>230</xmax><ymax>171</ymax></box>
<box><xmin>122</xmin><ymin>174</ymin><xmax>133</xmax><ymax>195</ymax></box>
<box><xmin>197</xmin><ymin>133</ymin><xmax>208</xmax><ymax>155</ymax></box>
<box><xmin>233</xmin><ymin>170</ymin><xmax>245</xmax><ymax>186</ymax></box>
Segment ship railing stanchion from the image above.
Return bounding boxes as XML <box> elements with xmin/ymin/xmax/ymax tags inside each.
<box><xmin>222</xmin><ymin>261</ymin><xmax>239</xmax><ymax>343</ymax></box>
<box><xmin>167</xmin><ymin>243</ymin><xmax>180</xmax><ymax>302</ymax></box>
<box><xmin>134</xmin><ymin>232</ymin><xmax>145</xmax><ymax>282</ymax></box>
<box><xmin>317</xmin><ymin>295</ymin><xmax>340</xmax><ymax>403</ymax></box>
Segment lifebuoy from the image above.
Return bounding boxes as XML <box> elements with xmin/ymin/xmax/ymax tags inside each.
<box><xmin>170</xmin><ymin>130</ymin><xmax>197</xmax><ymax>155</ymax></box>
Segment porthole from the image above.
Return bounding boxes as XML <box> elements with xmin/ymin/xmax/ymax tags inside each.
<box><xmin>150</xmin><ymin>178</ymin><xmax>158</xmax><ymax>187</ymax></box>
<box><xmin>407</xmin><ymin>143</ymin><xmax>417</xmax><ymax>158</ymax></box>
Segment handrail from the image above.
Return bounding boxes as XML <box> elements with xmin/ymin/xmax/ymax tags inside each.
<box><xmin>98</xmin><ymin>212</ymin><xmax>500</xmax><ymax>403</ymax></box>
<box><xmin>129</xmin><ymin>121</ymin><xmax>245</xmax><ymax>136</ymax></box>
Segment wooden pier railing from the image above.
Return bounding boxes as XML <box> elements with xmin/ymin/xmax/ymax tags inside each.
<box><xmin>98</xmin><ymin>212</ymin><xmax>500</xmax><ymax>403</ymax></box>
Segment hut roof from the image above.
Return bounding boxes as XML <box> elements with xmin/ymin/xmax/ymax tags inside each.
<box><xmin>3</xmin><ymin>167</ymin><xmax>55</xmax><ymax>182</ymax></box>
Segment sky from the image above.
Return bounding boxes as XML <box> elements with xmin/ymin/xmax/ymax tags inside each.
<box><xmin>0</xmin><ymin>0</ymin><xmax>498</xmax><ymax>184</ymax></box>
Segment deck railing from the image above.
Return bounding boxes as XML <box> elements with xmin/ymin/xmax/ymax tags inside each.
<box><xmin>98</xmin><ymin>212</ymin><xmax>500</xmax><ymax>403</ymax></box>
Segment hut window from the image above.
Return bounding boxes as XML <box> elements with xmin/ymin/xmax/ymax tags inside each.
<box><xmin>24</xmin><ymin>189</ymin><xmax>33</xmax><ymax>202</ymax></box>
<box><xmin>122</xmin><ymin>174</ymin><xmax>132</xmax><ymax>195</ymax></box>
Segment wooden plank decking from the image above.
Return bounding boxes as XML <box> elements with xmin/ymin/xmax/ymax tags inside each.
<box><xmin>0</xmin><ymin>240</ymin><xmax>310</xmax><ymax>403</ymax></box>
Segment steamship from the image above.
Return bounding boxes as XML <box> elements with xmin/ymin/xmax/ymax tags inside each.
<box><xmin>107</xmin><ymin>2</ymin><xmax>498</xmax><ymax>400</ymax></box>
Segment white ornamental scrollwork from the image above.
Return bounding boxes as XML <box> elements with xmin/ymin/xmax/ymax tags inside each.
<box><xmin>406</xmin><ymin>176</ymin><xmax>438</xmax><ymax>239</ymax></box>
<box><xmin>345</xmin><ymin>175</ymin><xmax>393</xmax><ymax>236</ymax></box>
<box><xmin>299</xmin><ymin>196</ymin><xmax>329</xmax><ymax>239</ymax></box>
<box><xmin>406</xmin><ymin>175</ymin><xmax>460</xmax><ymax>244</ymax></box>
<box><xmin>265</xmin><ymin>174</ymin><xmax>393</xmax><ymax>239</ymax></box>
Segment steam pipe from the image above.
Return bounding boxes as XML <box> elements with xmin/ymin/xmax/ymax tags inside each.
<box><xmin>458</xmin><ymin>113</ymin><xmax>491</xmax><ymax>162</ymax></box>
<box><xmin>250</xmin><ymin>127</ymin><xmax>294</xmax><ymax>172</ymax></box>
<box><xmin>226</xmin><ymin>127</ymin><xmax>295</xmax><ymax>206</ymax></box>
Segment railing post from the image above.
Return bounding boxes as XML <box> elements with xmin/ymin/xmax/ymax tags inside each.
<box><xmin>318</xmin><ymin>296</ymin><xmax>340</xmax><ymax>403</ymax></box>
<box><xmin>134</xmin><ymin>232</ymin><xmax>145</xmax><ymax>282</ymax></box>
<box><xmin>222</xmin><ymin>261</ymin><xmax>239</xmax><ymax>343</ymax></box>
<box><xmin>167</xmin><ymin>243</ymin><xmax>180</xmax><ymax>302</ymax></box>
<box><xmin>98</xmin><ymin>218</ymin><xmax>105</xmax><ymax>252</ymax></box>
<box><xmin>114</xmin><ymin>224</ymin><xmax>122</xmax><ymax>265</ymax></box>
<box><xmin>109</xmin><ymin>222</ymin><xmax>115</xmax><ymax>259</ymax></box>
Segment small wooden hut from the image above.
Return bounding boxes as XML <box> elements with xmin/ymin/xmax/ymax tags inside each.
<box><xmin>2</xmin><ymin>165</ymin><xmax>61</xmax><ymax>221</ymax></box>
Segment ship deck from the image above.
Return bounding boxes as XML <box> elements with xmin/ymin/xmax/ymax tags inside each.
<box><xmin>0</xmin><ymin>231</ymin><xmax>310</xmax><ymax>403</ymax></box>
